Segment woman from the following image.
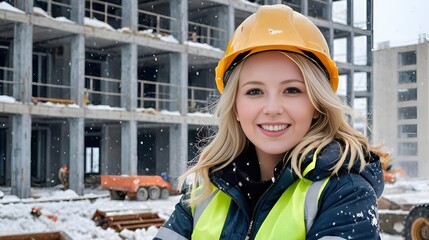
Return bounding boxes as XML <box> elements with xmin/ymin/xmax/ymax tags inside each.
<box><xmin>155</xmin><ymin>4</ymin><xmax>384</xmax><ymax>240</ymax></box>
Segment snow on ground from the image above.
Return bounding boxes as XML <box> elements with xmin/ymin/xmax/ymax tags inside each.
<box><xmin>2</xmin><ymin>179</ymin><xmax>428</xmax><ymax>239</ymax></box>
<box><xmin>0</xmin><ymin>186</ymin><xmax>180</xmax><ymax>239</ymax></box>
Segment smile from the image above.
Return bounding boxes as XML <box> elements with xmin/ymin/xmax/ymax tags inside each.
<box><xmin>260</xmin><ymin>124</ymin><xmax>289</xmax><ymax>132</ymax></box>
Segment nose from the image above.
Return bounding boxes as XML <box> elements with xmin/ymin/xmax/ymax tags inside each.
<box><xmin>262</xmin><ymin>95</ymin><xmax>284</xmax><ymax>115</ymax></box>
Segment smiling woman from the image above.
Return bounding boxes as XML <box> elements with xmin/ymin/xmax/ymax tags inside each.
<box><xmin>154</xmin><ymin>4</ymin><xmax>387</xmax><ymax>240</ymax></box>
<box><xmin>235</xmin><ymin>52</ymin><xmax>317</xmax><ymax>180</ymax></box>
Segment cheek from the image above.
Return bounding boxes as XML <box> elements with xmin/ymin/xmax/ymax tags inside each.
<box><xmin>289</xmin><ymin>102</ymin><xmax>316</xmax><ymax>123</ymax></box>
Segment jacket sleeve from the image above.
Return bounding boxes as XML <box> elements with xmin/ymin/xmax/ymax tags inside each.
<box><xmin>306</xmin><ymin>173</ymin><xmax>381</xmax><ymax>240</ymax></box>
<box><xmin>153</xmin><ymin>194</ymin><xmax>194</xmax><ymax>240</ymax></box>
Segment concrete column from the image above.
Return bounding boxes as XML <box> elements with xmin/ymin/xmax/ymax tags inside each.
<box><xmin>170</xmin><ymin>53</ymin><xmax>188</xmax><ymax>114</ymax></box>
<box><xmin>11</xmin><ymin>114</ymin><xmax>31</xmax><ymax>198</ymax></box>
<box><xmin>326</xmin><ymin>0</ymin><xmax>332</xmax><ymax>20</ymax></box>
<box><xmin>120</xmin><ymin>1</ymin><xmax>138</xmax><ymax>175</ymax></box>
<box><xmin>121</xmin><ymin>121</ymin><xmax>138</xmax><ymax>175</ymax></box>
<box><xmin>70</xmin><ymin>0</ymin><xmax>85</xmax><ymax>105</ymax></box>
<box><xmin>11</xmin><ymin>0</ymin><xmax>33</xmax><ymax>198</ymax></box>
<box><xmin>15</xmin><ymin>0</ymin><xmax>33</xmax><ymax>13</ymax></box>
<box><xmin>170</xmin><ymin>1</ymin><xmax>189</xmax><ymax>187</ymax></box>
<box><xmin>69</xmin><ymin>118</ymin><xmax>84</xmax><ymax>195</ymax></box>
<box><xmin>169</xmin><ymin>123</ymin><xmax>188</xmax><ymax>189</ymax></box>
<box><xmin>218</xmin><ymin>5</ymin><xmax>234</xmax><ymax>49</ymax></box>
<box><xmin>70</xmin><ymin>35</ymin><xmax>85</xmax><ymax>106</ymax></box>
<box><xmin>347</xmin><ymin>0</ymin><xmax>353</xmax><ymax>26</ymax></box>
<box><xmin>171</xmin><ymin>0</ymin><xmax>188</xmax><ymax>43</ymax></box>
<box><xmin>70</xmin><ymin>0</ymin><xmax>85</xmax><ymax>24</ymax></box>
<box><xmin>68</xmin><ymin>0</ymin><xmax>85</xmax><ymax>195</ymax></box>
<box><xmin>12</xmin><ymin>25</ymin><xmax>32</xmax><ymax>103</ymax></box>
<box><xmin>121</xmin><ymin>44</ymin><xmax>137</xmax><ymax>110</ymax></box>
<box><xmin>122</xmin><ymin>0</ymin><xmax>137</xmax><ymax>31</ymax></box>
<box><xmin>302</xmin><ymin>0</ymin><xmax>308</xmax><ymax>15</ymax></box>
<box><xmin>366</xmin><ymin>0</ymin><xmax>374</xmax><ymax>139</ymax></box>
<box><xmin>227</xmin><ymin>5</ymin><xmax>235</xmax><ymax>40</ymax></box>
<box><xmin>120</xmin><ymin>45</ymin><xmax>138</xmax><ymax>173</ymax></box>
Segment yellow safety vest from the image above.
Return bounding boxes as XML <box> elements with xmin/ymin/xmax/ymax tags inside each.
<box><xmin>191</xmin><ymin>153</ymin><xmax>329</xmax><ymax>240</ymax></box>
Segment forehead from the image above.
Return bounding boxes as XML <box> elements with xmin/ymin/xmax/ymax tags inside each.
<box><xmin>239</xmin><ymin>51</ymin><xmax>303</xmax><ymax>81</ymax></box>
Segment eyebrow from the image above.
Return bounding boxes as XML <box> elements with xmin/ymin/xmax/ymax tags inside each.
<box><xmin>240</xmin><ymin>79</ymin><xmax>304</xmax><ymax>88</ymax></box>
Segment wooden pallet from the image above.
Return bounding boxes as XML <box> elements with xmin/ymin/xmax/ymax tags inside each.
<box><xmin>92</xmin><ymin>208</ymin><xmax>165</xmax><ymax>231</ymax></box>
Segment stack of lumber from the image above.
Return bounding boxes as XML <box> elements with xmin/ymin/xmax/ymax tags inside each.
<box><xmin>92</xmin><ymin>208</ymin><xmax>165</xmax><ymax>231</ymax></box>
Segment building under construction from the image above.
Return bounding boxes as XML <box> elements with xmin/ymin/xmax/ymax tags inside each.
<box><xmin>0</xmin><ymin>0</ymin><xmax>373</xmax><ymax>198</ymax></box>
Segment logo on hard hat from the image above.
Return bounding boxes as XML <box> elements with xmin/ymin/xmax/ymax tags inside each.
<box><xmin>269</xmin><ymin>29</ymin><xmax>283</xmax><ymax>35</ymax></box>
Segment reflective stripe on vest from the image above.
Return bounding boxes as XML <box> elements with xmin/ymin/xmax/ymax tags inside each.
<box><xmin>191</xmin><ymin>189</ymin><xmax>231</xmax><ymax>240</ymax></box>
<box><xmin>191</xmin><ymin>152</ymin><xmax>329</xmax><ymax>240</ymax></box>
<box><xmin>156</xmin><ymin>227</ymin><xmax>189</xmax><ymax>240</ymax></box>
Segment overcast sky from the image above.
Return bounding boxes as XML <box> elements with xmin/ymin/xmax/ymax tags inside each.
<box><xmin>373</xmin><ymin>0</ymin><xmax>429</xmax><ymax>47</ymax></box>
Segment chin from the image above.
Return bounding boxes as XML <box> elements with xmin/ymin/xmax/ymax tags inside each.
<box><xmin>258</xmin><ymin>146</ymin><xmax>292</xmax><ymax>156</ymax></box>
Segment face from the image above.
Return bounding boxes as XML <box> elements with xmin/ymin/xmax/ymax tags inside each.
<box><xmin>235</xmin><ymin>52</ymin><xmax>317</xmax><ymax>162</ymax></box>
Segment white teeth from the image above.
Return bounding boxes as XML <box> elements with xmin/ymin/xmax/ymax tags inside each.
<box><xmin>261</xmin><ymin>124</ymin><xmax>288</xmax><ymax>132</ymax></box>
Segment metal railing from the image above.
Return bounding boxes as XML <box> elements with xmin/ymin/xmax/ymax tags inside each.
<box><xmin>0</xmin><ymin>66</ymin><xmax>14</xmax><ymax>96</ymax></box>
<box><xmin>85</xmin><ymin>0</ymin><xmax>122</xmax><ymax>28</ymax></box>
<box><xmin>2</xmin><ymin>70</ymin><xmax>217</xmax><ymax>112</ymax></box>
<box><xmin>34</xmin><ymin>0</ymin><xmax>71</xmax><ymax>18</ymax></box>
<box><xmin>137</xmin><ymin>79</ymin><xmax>178</xmax><ymax>110</ymax></box>
<box><xmin>137</xmin><ymin>79</ymin><xmax>217</xmax><ymax>112</ymax></box>
<box><xmin>32</xmin><ymin>81</ymin><xmax>72</xmax><ymax>98</ymax></box>
<box><xmin>188</xmin><ymin>86</ymin><xmax>217</xmax><ymax>112</ymax></box>
<box><xmin>85</xmin><ymin>75</ymin><xmax>122</xmax><ymax>107</ymax></box>
<box><xmin>137</xmin><ymin>9</ymin><xmax>178</xmax><ymax>36</ymax></box>
<box><xmin>188</xmin><ymin>21</ymin><xmax>226</xmax><ymax>47</ymax></box>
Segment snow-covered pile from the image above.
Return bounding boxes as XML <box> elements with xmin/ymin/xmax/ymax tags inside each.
<box><xmin>0</xmin><ymin>186</ymin><xmax>180</xmax><ymax>239</ymax></box>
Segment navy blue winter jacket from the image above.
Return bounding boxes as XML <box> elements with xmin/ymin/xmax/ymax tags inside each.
<box><xmin>154</xmin><ymin>140</ymin><xmax>385</xmax><ymax>239</ymax></box>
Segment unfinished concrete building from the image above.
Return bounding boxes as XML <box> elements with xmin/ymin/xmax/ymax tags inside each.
<box><xmin>0</xmin><ymin>0</ymin><xmax>373</xmax><ymax>198</ymax></box>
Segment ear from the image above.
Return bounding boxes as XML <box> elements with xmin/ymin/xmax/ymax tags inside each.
<box><xmin>313</xmin><ymin>111</ymin><xmax>319</xmax><ymax>119</ymax></box>
<box><xmin>235</xmin><ymin>111</ymin><xmax>240</xmax><ymax>121</ymax></box>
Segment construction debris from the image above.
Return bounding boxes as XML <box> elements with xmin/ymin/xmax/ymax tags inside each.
<box><xmin>92</xmin><ymin>208</ymin><xmax>165</xmax><ymax>232</ymax></box>
<box><xmin>31</xmin><ymin>207</ymin><xmax>58</xmax><ymax>222</ymax></box>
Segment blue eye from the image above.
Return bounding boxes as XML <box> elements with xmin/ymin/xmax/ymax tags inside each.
<box><xmin>246</xmin><ymin>89</ymin><xmax>262</xmax><ymax>95</ymax></box>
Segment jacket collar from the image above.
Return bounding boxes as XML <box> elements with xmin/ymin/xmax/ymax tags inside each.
<box><xmin>210</xmin><ymin>139</ymin><xmax>384</xmax><ymax>198</ymax></box>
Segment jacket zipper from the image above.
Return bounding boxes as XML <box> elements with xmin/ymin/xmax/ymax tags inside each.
<box><xmin>244</xmin><ymin>178</ymin><xmax>280</xmax><ymax>240</ymax></box>
<box><xmin>213</xmin><ymin>166</ymin><xmax>288</xmax><ymax>239</ymax></box>
<box><xmin>245</xmin><ymin>219</ymin><xmax>254</xmax><ymax>240</ymax></box>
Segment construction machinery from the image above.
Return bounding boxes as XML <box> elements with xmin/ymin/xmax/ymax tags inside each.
<box><xmin>378</xmin><ymin>152</ymin><xmax>429</xmax><ymax>239</ymax></box>
<box><xmin>378</xmin><ymin>179</ymin><xmax>429</xmax><ymax>240</ymax></box>
<box><xmin>101</xmin><ymin>175</ymin><xmax>173</xmax><ymax>201</ymax></box>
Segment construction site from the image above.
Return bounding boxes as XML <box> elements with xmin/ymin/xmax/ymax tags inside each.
<box><xmin>1</xmin><ymin>1</ymin><xmax>429</xmax><ymax>240</ymax></box>
<box><xmin>0</xmin><ymin>0</ymin><xmax>373</xmax><ymax>198</ymax></box>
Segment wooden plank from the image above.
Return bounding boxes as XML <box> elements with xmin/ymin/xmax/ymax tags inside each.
<box><xmin>0</xmin><ymin>231</ymin><xmax>64</xmax><ymax>240</ymax></box>
<box><xmin>32</xmin><ymin>97</ymin><xmax>75</xmax><ymax>105</ymax></box>
<box><xmin>92</xmin><ymin>209</ymin><xmax>165</xmax><ymax>232</ymax></box>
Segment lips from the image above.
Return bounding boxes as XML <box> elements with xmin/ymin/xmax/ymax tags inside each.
<box><xmin>260</xmin><ymin>124</ymin><xmax>289</xmax><ymax>132</ymax></box>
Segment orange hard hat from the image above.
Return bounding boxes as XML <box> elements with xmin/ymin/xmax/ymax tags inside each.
<box><xmin>215</xmin><ymin>4</ymin><xmax>339</xmax><ymax>93</ymax></box>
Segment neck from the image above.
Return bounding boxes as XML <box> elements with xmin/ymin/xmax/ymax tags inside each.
<box><xmin>256</xmin><ymin>151</ymin><xmax>285</xmax><ymax>181</ymax></box>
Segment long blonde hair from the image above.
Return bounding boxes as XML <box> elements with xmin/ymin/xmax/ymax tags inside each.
<box><xmin>180</xmin><ymin>51</ymin><xmax>383</xmax><ymax>206</ymax></box>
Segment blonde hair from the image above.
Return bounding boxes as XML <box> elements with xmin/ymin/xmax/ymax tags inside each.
<box><xmin>180</xmin><ymin>51</ymin><xmax>383</xmax><ymax>206</ymax></box>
